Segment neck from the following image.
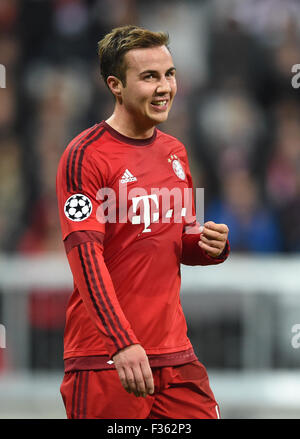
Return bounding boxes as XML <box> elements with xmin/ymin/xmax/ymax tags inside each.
<box><xmin>106</xmin><ymin>107</ymin><xmax>155</xmax><ymax>139</ymax></box>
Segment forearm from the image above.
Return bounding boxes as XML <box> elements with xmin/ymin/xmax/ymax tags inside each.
<box><xmin>65</xmin><ymin>231</ymin><xmax>140</xmax><ymax>358</ymax></box>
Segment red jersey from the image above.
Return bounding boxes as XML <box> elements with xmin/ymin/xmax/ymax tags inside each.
<box><xmin>56</xmin><ymin>121</ymin><xmax>229</xmax><ymax>371</ymax></box>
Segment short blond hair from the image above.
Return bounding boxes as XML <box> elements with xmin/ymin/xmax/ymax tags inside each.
<box><xmin>97</xmin><ymin>25</ymin><xmax>170</xmax><ymax>87</ymax></box>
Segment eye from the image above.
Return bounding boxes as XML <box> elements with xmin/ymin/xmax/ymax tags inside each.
<box><xmin>144</xmin><ymin>73</ymin><xmax>154</xmax><ymax>80</ymax></box>
<box><xmin>166</xmin><ymin>70</ymin><xmax>176</xmax><ymax>78</ymax></box>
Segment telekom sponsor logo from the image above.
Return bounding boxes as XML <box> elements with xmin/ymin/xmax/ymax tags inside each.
<box><xmin>95</xmin><ymin>184</ymin><xmax>204</xmax><ymax>234</ymax></box>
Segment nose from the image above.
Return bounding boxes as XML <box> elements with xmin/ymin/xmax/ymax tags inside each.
<box><xmin>156</xmin><ymin>76</ymin><xmax>172</xmax><ymax>94</ymax></box>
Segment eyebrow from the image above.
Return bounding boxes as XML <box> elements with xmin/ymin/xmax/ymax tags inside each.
<box><xmin>139</xmin><ymin>67</ymin><xmax>176</xmax><ymax>76</ymax></box>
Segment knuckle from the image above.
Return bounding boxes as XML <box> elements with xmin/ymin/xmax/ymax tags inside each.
<box><xmin>141</xmin><ymin>357</ymin><xmax>150</xmax><ymax>366</ymax></box>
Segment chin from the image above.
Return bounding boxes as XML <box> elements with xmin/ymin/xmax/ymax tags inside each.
<box><xmin>151</xmin><ymin>112</ymin><xmax>169</xmax><ymax>125</ymax></box>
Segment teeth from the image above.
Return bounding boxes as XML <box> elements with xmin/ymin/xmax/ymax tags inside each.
<box><xmin>153</xmin><ymin>101</ymin><xmax>167</xmax><ymax>106</ymax></box>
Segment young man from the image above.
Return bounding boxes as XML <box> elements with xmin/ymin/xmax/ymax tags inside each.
<box><xmin>56</xmin><ymin>25</ymin><xmax>229</xmax><ymax>419</ymax></box>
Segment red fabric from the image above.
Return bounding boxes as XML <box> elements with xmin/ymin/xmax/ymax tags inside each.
<box><xmin>64</xmin><ymin>347</ymin><xmax>197</xmax><ymax>371</ymax></box>
<box><xmin>182</xmin><ymin>229</ymin><xmax>230</xmax><ymax>266</ymax></box>
<box><xmin>60</xmin><ymin>360</ymin><xmax>220</xmax><ymax>419</ymax></box>
<box><xmin>64</xmin><ymin>230</ymin><xmax>104</xmax><ymax>254</ymax></box>
<box><xmin>56</xmin><ymin>121</ymin><xmax>229</xmax><ymax>365</ymax></box>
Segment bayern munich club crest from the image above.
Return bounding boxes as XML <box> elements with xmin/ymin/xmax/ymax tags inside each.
<box><xmin>64</xmin><ymin>194</ymin><xmax>92</xmax><ymax>221</ymax></box>
<box><xmin>168</xmin><ymin>154</ymin><xmax>186</xmax><ymax>180</ymax></box>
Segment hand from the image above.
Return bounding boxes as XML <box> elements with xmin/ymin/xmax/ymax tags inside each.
<box><xmin>198</xmin><ymin>221</ymin><xmax>229</xmax><ymax>258</ymax></box>
<box><xmin>112</xmin><ymin>344</ymin><xmax>154</xmax><ymax>398</ymax></box>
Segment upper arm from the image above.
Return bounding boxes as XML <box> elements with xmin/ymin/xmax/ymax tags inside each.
<box><xmin>56</xmin><ymin>146</ymin><xmax>108</xmax><ymax>242</ymax></box>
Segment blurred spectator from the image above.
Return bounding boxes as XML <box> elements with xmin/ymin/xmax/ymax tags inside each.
<box><xmin>0</xmin><ymin>136</ymin><xmax>24</xmax><ymax>249</ymax></box>
<box><xmin>0</xmin><ymin>0</ymin><xmax>18</xmax><ymax>33</ymax></box>
<box><xmin>266</xmin><ymin>114</ymin><xmax>300</xmax><ymax>208</ymax></box>
<box><xmin>0</xmin><ymin>86</ymin><xmax>16</xmax><ymax>135</ymax></box>
<box><xmin>228</xmin><ymin>0</ymin><xmax>300</xmax><ymax>45</ymax></box>
<box><xmin>197</xmin><ymin>85</ymin><xmax>266</xmax><ymax>172</ymax></box>
<box><xmin>206</xmin><ymin>169</ymin><xmax>282</xmax><ymax>252</ymax></box>
<box><xmin>265</xmin><ymin>99</ymin><xmax>300</xmax><ymax>252</ymax></box>
<box><xmin>92</xmin><ymin>0</ymin><xmax>138</xmax><ymax>30</ymax></box>
<box><xmin>279</xmin><ymin>177</ymin><xmax>300</xmax><ymax>252</ymax></box>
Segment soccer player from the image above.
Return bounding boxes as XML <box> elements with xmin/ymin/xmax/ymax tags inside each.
<box><xmin>56</xmin><ymin>25</ymin><xmax>229</xmax><ymax>419</ymax></box>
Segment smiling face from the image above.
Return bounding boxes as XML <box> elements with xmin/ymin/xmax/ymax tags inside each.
<box><xmin>107</xmin><ymin>45</ymin><xmax>177</xmax><ymax>135</ymax></box>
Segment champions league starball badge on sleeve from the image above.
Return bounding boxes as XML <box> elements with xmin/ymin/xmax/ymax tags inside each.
<box><xmin>64</xmin><ymin>194</ymin><xmax>93</xmax><ymax>221</ymax></box>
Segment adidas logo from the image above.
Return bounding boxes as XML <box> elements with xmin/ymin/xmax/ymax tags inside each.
<box><xmin>120</xmin><ymin>169</ymin><xmax>137</xmax><ymax>184</ymax></box>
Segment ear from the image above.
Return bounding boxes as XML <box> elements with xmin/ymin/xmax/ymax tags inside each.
<box><xmin>107</xmin><ymin>75</ymin><xmax>123</xmax><ymax>99</ymax></box>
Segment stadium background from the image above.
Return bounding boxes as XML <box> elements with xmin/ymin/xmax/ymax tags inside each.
<box><xmin>0</xmin><ymin>0</ymin><xmax>300</xmax><ymax>418</ymax></box>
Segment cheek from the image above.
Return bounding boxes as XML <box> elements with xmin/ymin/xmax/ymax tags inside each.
<box><xmin>124</xmin><ymin>87</ymin><xmax>150</xmax><ymax>106</ymax></box>
<box><xmin>171</xmin><ymin>81</ymin><xmax>177</xmax><ymax>97</ymax></box>
<box><xmin>122</xmin><ymin>91</ymin><xmax>140</xmax><ymax>110</ymax></box>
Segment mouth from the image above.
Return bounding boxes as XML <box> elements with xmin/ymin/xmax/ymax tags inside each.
<box><xmin>150</xmin><ymin>99</ymin><xmax>169</xmax><ymax>112</ymax></box>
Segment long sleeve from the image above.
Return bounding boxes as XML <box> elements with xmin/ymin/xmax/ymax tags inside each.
<box><xmin>181</xmin><ymin>222</ymin><xmax>230</xmax><ymax>266</ymax></box>
<box><xmin>64</xmin><ymin>231</ymin><xmax>140</xmax><ymax>358</ymax></box>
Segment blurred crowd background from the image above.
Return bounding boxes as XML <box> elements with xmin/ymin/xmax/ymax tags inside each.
<box><xmin>0</xmin><ymin>0</ymin><xmax>300</xmax><ymax>382</ymax></box>
<box><xmin>1</xmin><ymin>0</ymin><xmax>300</xmax><ymax>257</ymax></box>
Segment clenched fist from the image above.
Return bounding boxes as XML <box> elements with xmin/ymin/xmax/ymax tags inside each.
<box><xmin>198</xmin><ymin>221</ymin><xmax>229</xmax><ymax>258</ymax></box>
